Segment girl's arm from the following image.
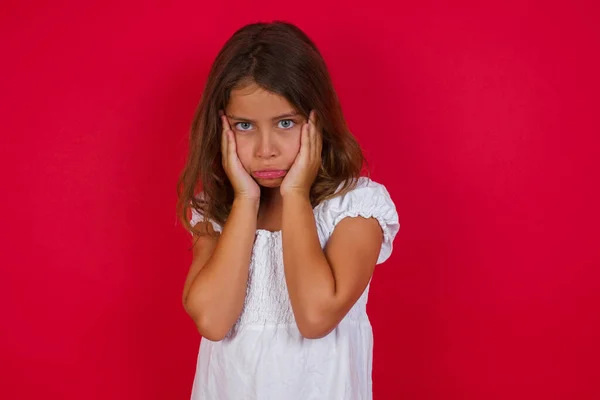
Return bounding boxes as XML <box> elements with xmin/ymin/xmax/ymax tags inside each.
<box><xmin>282</xmin><ymin>192</ymin><xmax>383</xmax><ymax>339</ymax></box>
<box><xmin>183</xmin><ymin>197</ymin><xmax>259</xmax><ymax>341</ymax></box>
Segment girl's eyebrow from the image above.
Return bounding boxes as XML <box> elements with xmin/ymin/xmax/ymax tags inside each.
<box><xmin>226</xmin><ymin>112</ymin><xmax>301</xmax><ymax>122</ymax></box>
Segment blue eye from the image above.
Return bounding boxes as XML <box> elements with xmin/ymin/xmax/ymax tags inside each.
<box><xmin>235</xmin><ymin>122</ymin><xmax>253</xmax><ymax>131</ymax></box>
<box><xmin>278</xmin><ymin>119</ymin><xmax>295</xmax><ymax>129</ymax></box>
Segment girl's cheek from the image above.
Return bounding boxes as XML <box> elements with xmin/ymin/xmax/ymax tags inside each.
<box><xmin>234</xmin><ymin>134</ymin><xmax>252</xmax><ymax>149</ymax></box>
<box><xmin>286</xmin><ymin>129</ymin><xmax>302</xmax><ymax>149</ymax></box>
<box><xmin>233</xmin><ymin>140</ymin><xmax>251</xmax><ymax>161</ymax></box>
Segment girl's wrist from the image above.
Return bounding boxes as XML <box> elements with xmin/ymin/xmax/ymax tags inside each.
<box><xmin>281</xmin><ymin>190</ymin><xmax>311</xmax><ymax>207</ymax></box>
<box><xmin>280</xmin><ymin>186</ymin><xmax>310</xmax><ymax>200</ymax></box>
<box><xmin>232</xmin><ymin>196</ymin><xmax>260</xmax><ymax>214</ymax></box>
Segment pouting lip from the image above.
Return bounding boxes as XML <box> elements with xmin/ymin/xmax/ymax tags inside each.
<box><xmin>252</xmin><ymin>169</ymin><xmax>287</xmax><ymax>178</ymax></box>
<box><xmin>253</xmin><ymin>169</ymin><xmax>287</xmax><ymax>173</ymax></box>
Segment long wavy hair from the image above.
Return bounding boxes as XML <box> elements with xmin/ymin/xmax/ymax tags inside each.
<box><xmin>177</xmin><ymin>21</ymin><xmax>367</xmax><ymax>236</ymax></box>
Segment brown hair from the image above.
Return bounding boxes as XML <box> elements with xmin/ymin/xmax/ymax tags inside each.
<box><xmin>176</xmin><ymin>21</ymin><xmax>367</xmax><ymax>236</ymax></box>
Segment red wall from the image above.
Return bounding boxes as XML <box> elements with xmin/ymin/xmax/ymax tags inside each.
<box><xmin>2</xmin><ymin>1</ymin><xmax>599</xmax><ymax>399</ymax></box>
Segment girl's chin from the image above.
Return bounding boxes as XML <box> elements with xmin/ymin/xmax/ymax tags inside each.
<box><xmin>255</xmin><ymin>177</ymin><xmax>284</xmax><ymax>188</ymax></box>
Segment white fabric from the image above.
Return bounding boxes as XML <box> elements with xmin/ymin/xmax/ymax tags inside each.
<box><xmin>189</xmin><ymin>177</ymin><xmax>400</xmax><ymax>400</ymax></box>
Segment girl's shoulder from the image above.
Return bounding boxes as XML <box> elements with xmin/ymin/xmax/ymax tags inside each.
<box><xmin>190</xmin><ymin>192</ymin><xmax>222</xmax><ymax>234</ymax></box>
<box><xmin>319</xmin><ymin>176</ymin><xmax>396</xmax><ymax>212</ymax></box>
<box><xmin>316</xmin><ymin>176</ymin><xmax>400</xmax><ymax>264</ymax></box>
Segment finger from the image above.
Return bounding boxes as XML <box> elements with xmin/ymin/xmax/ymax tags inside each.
<box><xmin>315</xmin><ymin>112</ymin><xmax>323</xmax><ymax>160</ymax></box>
<box><xmin>299</xmin><ymin>121</ymin><xmax>310</xmax><ymax>161</ymax></box>
<box><xmin>223</xmin><ymin>115</ymin><xmax>237</xmax><ymax>162</ymax></box>
<box><xmin>227</xmin><ymin>130</ymin><xmax>237</xmax><ymax>161</ymax></box>
<box><xmin>315</xmin><ymin>123</ymin><xmax>323</xmax><ymax>162</ymax></box>
<box><xmin>307</xmin><ymin>119</ymin><xmax>313</xmax><ymax>159</ymax></box>
<box><xmin>309</xmin><ymin>119</ymin><xmax>314</xmax><ymax>159</ymax></box>
<box><xmin>222</xmin><ymin>113</ymin><xmax>232</xmax><ymax>131</ymax></box>
<box><xmin>309</xmin><ymin>110</ymin><xmax>317</xmax><ymax>126</ymax></box>
<box><xmin>221</xmin><ymin>115</ymin><xmax>229</xmax><ymax>166</ymax></box>
<box><xmin>308</xmin><ymin>111</ymin><xmax>318</xmax><ymax>161</ymax></box>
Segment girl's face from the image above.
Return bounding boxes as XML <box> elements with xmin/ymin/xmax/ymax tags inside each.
<box><xmin>224</xmin><ymin>82</ymin><xmax>306</xmax><ymax>189</ymax></box>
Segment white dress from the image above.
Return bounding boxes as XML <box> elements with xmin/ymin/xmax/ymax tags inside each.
<box><xmin>189</xmin><ymin>177</ymin><xmax>400</xmax><ymax>400</ymax></box>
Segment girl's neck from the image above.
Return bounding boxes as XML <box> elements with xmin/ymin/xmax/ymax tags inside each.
<box><xmin>257</xmin><ymin>187</ymin><xmax>283</xmax><ymax>231</ymax></box>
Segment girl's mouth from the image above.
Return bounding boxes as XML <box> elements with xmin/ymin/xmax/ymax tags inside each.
<box><xmin>253</xmin><ymin>170</ymin><xmax>287</xmax><ymax>179</ymax></box>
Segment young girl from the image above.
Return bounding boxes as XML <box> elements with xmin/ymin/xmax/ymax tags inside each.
<box><xmin>177</xmin><ymin>21</ymin><xmax>400</xmax><ymax>400</ymax></box>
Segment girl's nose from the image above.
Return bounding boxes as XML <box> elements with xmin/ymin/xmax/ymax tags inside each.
<box><xmin>256</xmin><ymin>131</ymin><xmax>278</xmax><ymax>159</ymax></box>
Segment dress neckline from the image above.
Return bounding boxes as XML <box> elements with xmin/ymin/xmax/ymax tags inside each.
<box><xmin>255</xmin><ymin>229</ymin><xmax>282</xmax><ymax>236</ymax></box>
<box><xmin>254</xmin><ymin>199</ymin><xmax>329</xmax><ymax>236</ymax></box>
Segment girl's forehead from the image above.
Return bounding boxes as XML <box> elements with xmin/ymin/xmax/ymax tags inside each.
<box><xmin>227</xmin><ymin>83</ymin><xmax>298</xmax><ymax>120</ymax></box>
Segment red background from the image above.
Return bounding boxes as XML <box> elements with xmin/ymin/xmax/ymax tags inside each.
<box><xmin>1</xmin><ymin>1</ymin><xmax>599</xmax><ymax>399</ymax></box>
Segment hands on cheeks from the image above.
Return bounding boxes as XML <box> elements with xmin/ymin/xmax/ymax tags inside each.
<box><xmin>280</xmin><ymin>110</ymin><xmax>322</xmax><ymax>198</ymax></box>
<box><xmin>220</xmin><ymin>111</ymin><xmax>261</xmax><ymax>200</ymax></box>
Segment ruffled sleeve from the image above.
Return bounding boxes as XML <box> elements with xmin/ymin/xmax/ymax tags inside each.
<box><xmin>189</xmin><ymin>193</ymin><xmax>222</xmax><ymax>235</ymax></box>
<box><xmin>317</xmin><ymin>177</ymin><xmax>400</xmax><ymax>264</ymax></box>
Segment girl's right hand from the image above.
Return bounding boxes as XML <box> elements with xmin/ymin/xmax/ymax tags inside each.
<box><xmin>220</xmin><ymin>113</ymin><xmax>261</xmax><ymax>200</ymax></box>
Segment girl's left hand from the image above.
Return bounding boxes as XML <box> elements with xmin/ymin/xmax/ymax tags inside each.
<box><xmin>280</xmin><ymin>110</ymin><xmax>322</xmax><ymax>198</ymax></box>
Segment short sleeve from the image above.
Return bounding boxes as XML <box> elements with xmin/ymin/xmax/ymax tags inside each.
<box><xmin>318</xmin><ymin>177</ymin><xmax>400</xmax><ymax>264</ymax></box>
<box><xmin>189</xmin><ymin>193</ymin><xmax>222</xmax><ymax>235</ymax></box>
